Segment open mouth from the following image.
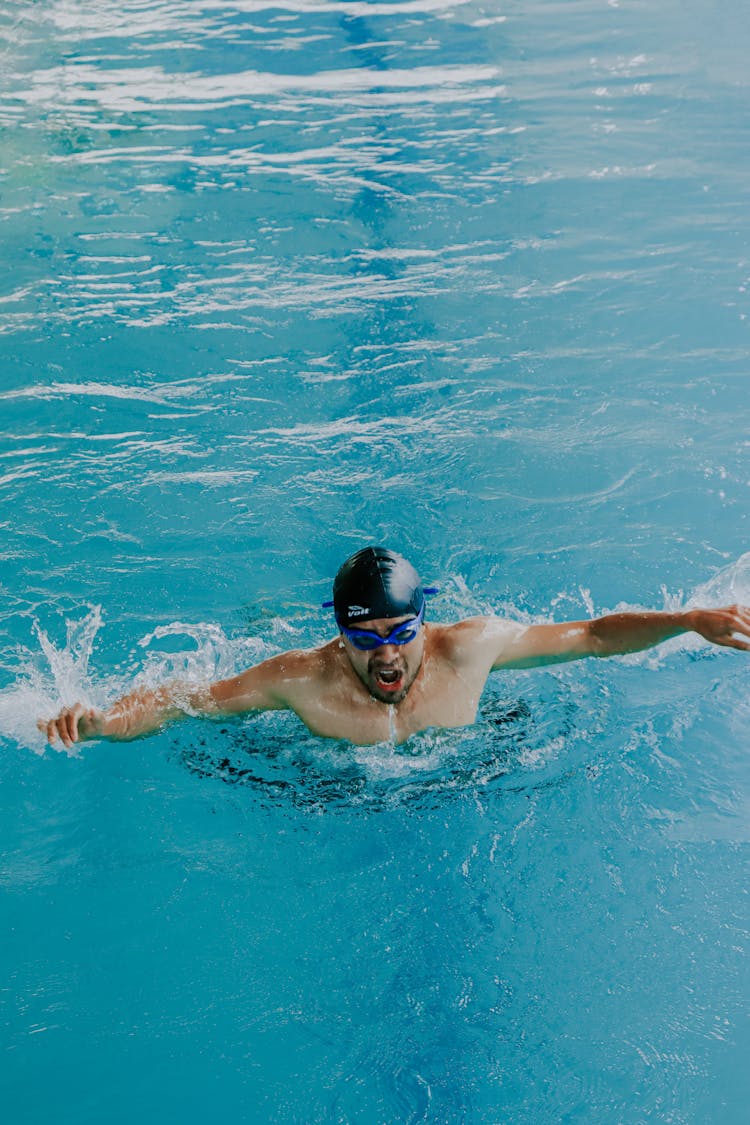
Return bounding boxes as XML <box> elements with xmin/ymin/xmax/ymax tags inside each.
<box><xmin>372</xmin><ymin>666</ymin><xmax>404</xmax><ymax>693</ymax></box>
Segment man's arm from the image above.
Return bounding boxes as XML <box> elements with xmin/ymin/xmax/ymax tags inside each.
<box><xmin>490</xmin><ymin>605</ymin><xmax>750</xmax><ymax>670</ymax></box>
<box><xmin>38</xmin><ymin>650</ymin><xmax>301</xmax><ymax>750</ymax></box>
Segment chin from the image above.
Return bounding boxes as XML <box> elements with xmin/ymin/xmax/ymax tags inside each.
<box><xmin>369</xmin><ymin>681</ymin><xmax>412</xmax><ymax>705</ymax></box>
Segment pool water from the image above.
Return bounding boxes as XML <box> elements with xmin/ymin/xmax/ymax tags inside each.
<box><xmin>2</xmin><ymin>1</ymin><xmax>749</xmax><ymax>1121</ymax></box>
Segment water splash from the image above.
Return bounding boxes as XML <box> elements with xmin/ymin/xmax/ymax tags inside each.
<box><xmin>0</xmin><ymin>608</ymin><xmax>275</xmax><ymax>755</ymax></box>
<box><xmin>689</xmin><ymin>551</ymin><xmax>750</xmax><ymax>609</ymax></box>
<box><xmin>136</xmin><ymin>620</ymin><xmax>268</xmax><ymax>689</ymax></box>
<box><xmin>3</xmin><ymin>553</ymin><xmax>748</xmax><ymax>774</ymax></box>
<box><xmin>0</xmin><ymin>607</ymin><xmax>105</xmax><ymax>755</ymax></box>
<box><xmin>174</xmin><ymin>681</ymin><xmax>588</xmax><ymax>813</ymax></box>
<box><xmin>33</xmin><ymin>605</ymin><xmax>103</xmax><ymax>704</ymax></box>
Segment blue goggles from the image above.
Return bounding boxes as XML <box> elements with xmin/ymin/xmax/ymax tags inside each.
<box><xmin>340</xmin><ymin>602</ymin><xmax>425</xmax><ymax>651</ymax></box>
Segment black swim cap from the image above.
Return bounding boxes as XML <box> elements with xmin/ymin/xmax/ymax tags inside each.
<box><xmin>332</xmin><ymin>546</ymin><xmax>424</xmax><ymax>628</ymax></box>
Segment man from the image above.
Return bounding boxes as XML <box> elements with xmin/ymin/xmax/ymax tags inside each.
<box><xmin>40</xmin><ymin>545</ymin><xmax>750</xmax><ymax>750</ymax></box>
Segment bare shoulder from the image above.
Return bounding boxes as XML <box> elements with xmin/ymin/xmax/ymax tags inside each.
<box><xmin>429</xmin><ymin>616</ymin><xmax>528</xmax><ymax>668</ymax></box>
<box><xmin>210</xmin><ymin>642</ymin><xmax>333</xmax><ymax>713</ymax></box>
<box><xmin>429</xmin><ymin>618</ymin><xmax>486</xmax><ymax>656</ymax></box>
<box><xmin>259</xmin><ymin>642</ymin><xmax>340</xmax><ymax>689</ymax></box>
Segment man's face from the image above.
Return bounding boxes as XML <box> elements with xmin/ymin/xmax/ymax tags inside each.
<box><xmin>341</xmin><ymin>614</ymin><xmax>425</xmax><ymax>705</ymax></box>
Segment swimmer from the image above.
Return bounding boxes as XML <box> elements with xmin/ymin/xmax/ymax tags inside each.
<box><xmin>39</xmin><ymin>545</ymin><xmax>750</xmax><ymax>749</ymax></box>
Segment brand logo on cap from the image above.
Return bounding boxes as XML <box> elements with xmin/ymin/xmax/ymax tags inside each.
<box><xmin>348</xmin><ymin>604</ymin><xmax>369</xmax><ymax>616</ymax></box>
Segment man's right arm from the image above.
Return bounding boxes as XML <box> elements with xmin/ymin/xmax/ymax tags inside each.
<box><xmin>38</xmin><ymin>650</ymin><xmax>301</xmax><ymax>751</ymax></box>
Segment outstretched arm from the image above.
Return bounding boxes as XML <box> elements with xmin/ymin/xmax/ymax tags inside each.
<box><xmin>38</xmin><ymin>650</ymin><xmax>300</xmax><ymax>750</ymax></box>
<box><xmin>490</xmin><ymin>605</ymin><xmax>750</xmax><ymax>670</ymax></box>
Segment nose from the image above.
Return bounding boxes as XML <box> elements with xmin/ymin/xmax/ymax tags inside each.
<box><xmin>373</xmin><ymin>642</ymin><xmax>400</xmax><ymax>661</ymax></box>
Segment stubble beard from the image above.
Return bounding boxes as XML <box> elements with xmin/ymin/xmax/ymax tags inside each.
<box><xmin>360</xmin><ymin>652</ymin><xmax>423</xmax><ymax>706</ymax></box>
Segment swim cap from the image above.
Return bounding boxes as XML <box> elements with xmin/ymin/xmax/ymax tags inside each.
<box><xmin>332</xmin><ymin>546</ymin><xmax>424</xmax><ymax>628</ymax></box>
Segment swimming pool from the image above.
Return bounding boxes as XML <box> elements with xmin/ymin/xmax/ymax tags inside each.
<box><xmin>2</xmin><ymin>0</ymin><xmax>749</xmax><ymax>1120</ymax></box>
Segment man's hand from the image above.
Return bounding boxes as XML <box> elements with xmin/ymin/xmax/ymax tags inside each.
<box><xmin>686</xmin><ymin>604</ymin><xmax>750</xmax><ymax>651</ymax></box>
<box><xmin>37</xmin><ymin>704</ymin><xmax>106</xmax><ymax>750</ymax></box>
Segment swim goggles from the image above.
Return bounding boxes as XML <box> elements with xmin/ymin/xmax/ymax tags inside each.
<box><xmin>340</xmin><ymin>603</ymin><xmax>425</xmax><ymax>651</ymax></box>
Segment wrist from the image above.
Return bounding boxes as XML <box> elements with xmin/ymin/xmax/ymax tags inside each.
<box><xmin>81</xmin><ymin>708</ymin><xmax>107</xmax><ymax>740</ymax></box>
<box><xmin>682</xmin><ymin>609</ymin><xmax>698</xmax><ymax>633</ymax></box>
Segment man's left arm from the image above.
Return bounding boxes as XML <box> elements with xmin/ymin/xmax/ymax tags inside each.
<box><xmin>489</xmin><ymin>605</ymin><xmax>750</xmax><ymax>670</ymax></box>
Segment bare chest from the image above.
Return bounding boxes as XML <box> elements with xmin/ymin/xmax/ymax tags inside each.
<box><xmin>294</xmin><ymin>659</ymin><xmax>484</xmax><ymax>745</ymax></box>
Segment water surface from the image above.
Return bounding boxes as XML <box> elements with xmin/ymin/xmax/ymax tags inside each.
<box><xmin>2</xmin><ymin>1</ymin><xmax>749</xmax><ymax>1121</ymax></box>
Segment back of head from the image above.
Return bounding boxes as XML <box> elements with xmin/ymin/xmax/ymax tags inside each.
<box><xmin>333</xmin><ymin>546</ymin><xmax>423</xmax><ymax>628</ymax></box>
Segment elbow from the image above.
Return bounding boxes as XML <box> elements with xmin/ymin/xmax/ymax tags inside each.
<box><xmin>586</xmin><ymin>619</ymin><xmax>613</xmax><ymax>658</ymax></box>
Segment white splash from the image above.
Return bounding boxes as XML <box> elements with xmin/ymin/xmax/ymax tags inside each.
<box><xmin>0</xmin><ymin>607</ymin><xmax>275</xmax><ymax>755</ymax></box>
<box><xmin>1</xmin><ymin>607</ymin><xmax>105</xmax><ymax>755</ymax></box>
<box><xmin>688</xmin><ymin>551</ymin><xmax>750</xmax><ymax>609</ymax></box>
<box><xmin>33</xmin><ymin>605</ymin><xmax>103</xmax><ymax>705</ymax></box>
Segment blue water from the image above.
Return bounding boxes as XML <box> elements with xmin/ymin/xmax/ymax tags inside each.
<box><xmin>2</xmin><ymin>1</ymin><xmax>749</xmax><ymax>1121</ymax></box>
